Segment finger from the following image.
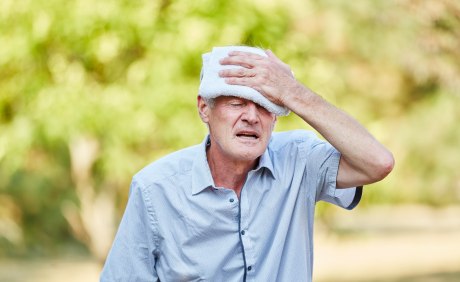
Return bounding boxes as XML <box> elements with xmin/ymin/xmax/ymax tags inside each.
<box><xmin>265</xmin><ymin>49</ymin><xmax>295</xmax><ymax>78</ymax></box>
<box><xmin>219</xmin><ymin>68</ymin><xmax>256</xmax><ymax>78</ymax></box>
<box><xmin>265</xmin><ymin>49</ymin><xmax>285</xmax><ymax>65</ymax></box>
<box><xmin>265</xmin><ymin>49</ymin><xmax>276</xmax><ymax>59</ymax></box>
<box><xmin>265</xmin><ymin>49</ymin><xmax>280</xmax><ymax>62</ymax></box>
<box><xmin>224</xmin><ymin>76</ymin><xmax>249</xmax><ymax>84</ymax></box>
<box><xmin>223</xmin><ymin>77</ymin><xmax>260</xmax><ymax>92</ymax></box>
<box><xmin>219</xmin><ymin>56</ymin><xmax>257</xmax><ymax>69</ymax></box>
<box><xmin>220</xmin><ymin>51</ymin><xmax>266</xmax><ymax>68</ymax></box>
<box><xmin>228</xmin><ymin>51</ymin><xmax>265</xmax><ymax>60</ymax></box>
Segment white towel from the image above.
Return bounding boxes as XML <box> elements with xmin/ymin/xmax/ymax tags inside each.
<box><xmin>199</xmin><ymin>46</ymin><xmax>290</xmax><ymax>116</ymax></box>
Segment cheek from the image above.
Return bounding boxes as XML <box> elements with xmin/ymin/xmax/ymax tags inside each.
<box><xmin>270</xmin><ymin>120</ymin><xmax>276</xmax><ymax>130</ymax></box>
<box><xmin>264</xmin><ymin>118</ymin><xmax>276</xmax><ymax>132</ymax></box>
<box><xmin>209</xmin><ymin>121</ymin><xmax>233</xmax><ymax>141</ymax></box>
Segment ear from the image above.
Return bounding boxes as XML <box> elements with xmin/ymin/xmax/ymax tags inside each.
<box><xmin>197</xmin><ymin>96</ymin><xmax>210</xmax><ymax>123</ymax></box>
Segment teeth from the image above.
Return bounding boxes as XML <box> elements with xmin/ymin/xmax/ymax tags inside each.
<box><xmin>237</xmin><ymin>134</ymin><xmax>257</xmax><ymax>139</ymax></box>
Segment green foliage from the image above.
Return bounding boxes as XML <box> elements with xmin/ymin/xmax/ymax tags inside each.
<box><xmin>1</xmin><ymin>0</ymin><xmax>459</xmax><ymax>256</ymax></box>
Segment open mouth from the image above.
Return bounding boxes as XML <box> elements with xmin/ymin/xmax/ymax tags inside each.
<box><xmin>236</xmin><ymin>131</ymin><xmax>260</xmax><ymax>140</ymax></box>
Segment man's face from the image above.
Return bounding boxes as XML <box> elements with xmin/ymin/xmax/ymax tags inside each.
<box><xmin>198</xmin><ymin>96</ymin><xmax>277</xmax><ymax>163</ymax></box>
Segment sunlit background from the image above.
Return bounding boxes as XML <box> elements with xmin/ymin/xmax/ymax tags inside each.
<box><xmin>1</xmin><ymin>0</ymin><xmax>459</xmax><ymax>281</ymax></box>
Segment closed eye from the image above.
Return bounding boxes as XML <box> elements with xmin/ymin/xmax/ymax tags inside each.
<box><xmin>229</xmin><ymin>99</ymin><xmax>246</xmax><ymax>107</ymax></box>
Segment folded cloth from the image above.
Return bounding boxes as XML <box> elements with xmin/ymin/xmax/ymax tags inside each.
<box><xmin>198</xmin><ymin>46</ymin><xmax>290</xmax><ymax>116</ymax></box>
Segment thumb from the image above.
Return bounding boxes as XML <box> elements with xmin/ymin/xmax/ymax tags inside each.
<box><xmin>265</xmin><ymin>49</ymin><xmax>295</xmax><ymax>78</ymax></box>
<box><xmin>265</xmin><ymin>49</ymin><xmax>277</xmax><ymax>60</ymax></box>
<box><xmin>265</xmin><ymin>49</ymin><xmax>284</xmax><ymax>64</ymax></box>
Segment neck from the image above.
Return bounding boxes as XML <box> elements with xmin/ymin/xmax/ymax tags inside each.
<box><xmin>206</xmin><ymin>147</ymin><xmax>257</xmax><ymax>198</ymax></box>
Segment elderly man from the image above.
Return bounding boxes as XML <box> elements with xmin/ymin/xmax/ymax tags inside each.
<box><xmin>101</xmin><ymin>46</ymin><xmax>394</xmax><ymax>281</ymax></box>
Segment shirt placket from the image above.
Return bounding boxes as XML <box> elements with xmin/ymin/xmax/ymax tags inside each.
<box><xmin>239</xmin><ymin>172</ymin><xmax>256</xmax><ymax>282</ymax></box>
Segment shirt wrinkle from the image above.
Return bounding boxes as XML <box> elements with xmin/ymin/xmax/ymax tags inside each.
<box><xmin>138</xmin><ymin>181</ymin><xmax>160</xmax><ymax>255</ymax></box>
<box><xmin>100</xmin><ymin>130</ymin><xmax>362</xmax><ymax>282</ymax></box>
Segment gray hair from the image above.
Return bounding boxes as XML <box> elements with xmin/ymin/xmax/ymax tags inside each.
<box><xmin>201</xmin><ymin>97</ymin><xmax>215</xmax><ymax>108</ymax></box>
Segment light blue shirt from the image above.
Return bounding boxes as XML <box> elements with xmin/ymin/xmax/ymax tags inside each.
<box><xmin>101</xmin><ymin>130</ymin><xmax>362</xmax><ymax>282</ymax></box>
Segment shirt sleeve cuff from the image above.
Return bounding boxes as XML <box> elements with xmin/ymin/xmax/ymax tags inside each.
<box><xmin>346</xmin><ymin>186</ymin><xmax>362</xmax><ymax>210</ymax></box>
<box><xmin>318</xmin><ymin>151</ymin><xmax>363</xmax><ymax>210</ymax></box>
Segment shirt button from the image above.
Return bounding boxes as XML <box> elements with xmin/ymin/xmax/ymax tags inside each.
<box><xmin>229</xmin><ymin>198</ymin><xmax>235</xmax><ymax>203</ymax></box>
<box><xmin>247</xmin><ymin>266</ymin><xmax>252</xmax><ymax>271</ymax></box>
<box><xmin>241</xmin><ymin>230</ymin><xmax>245</xmax><ymax>235</ymax></box>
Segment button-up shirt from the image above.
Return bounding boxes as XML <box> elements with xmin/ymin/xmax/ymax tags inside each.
<box><xmin>101</xmin><ymin>130</ymin><xmax>362</xmax><ymax>282</ymax></box>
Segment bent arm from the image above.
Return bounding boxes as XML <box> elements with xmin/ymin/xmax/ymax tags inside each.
<box><xmin>219</xmin><ymin>50</ymin><xmax>394</xmax><ymax>188</ymax></box>
<box><xmin>283</xmin><ymin>84</ymin><xmax>394</xmax><ymax>188</ymax></box>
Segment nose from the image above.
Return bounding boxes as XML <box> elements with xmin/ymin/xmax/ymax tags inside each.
<box><xmin>241</xmin><ymin>102</ymin><xmax>259</xmax><ymax>124</ymax></box>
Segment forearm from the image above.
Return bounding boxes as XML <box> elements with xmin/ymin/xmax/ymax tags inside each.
<box><xmin>283</xmin><ymin>84</ymin><xmax>394</xmax><ymax>187</ymax></box>
<box><xmin>217</xmin><ymin>49</ymin><xmax>394</xmax><ymax>186</ymax></box>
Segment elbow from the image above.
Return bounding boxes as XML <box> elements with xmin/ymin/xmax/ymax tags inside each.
<box><xmin>371</xmin><ymin>151</ymin><xmax>395</xmax><ymax>182</ymax></box>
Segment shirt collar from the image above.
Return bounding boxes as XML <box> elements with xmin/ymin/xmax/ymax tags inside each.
<box><xmin>256</xmin><ymin>146</ymin><xmax>276</xmax><ymax>179</ymax></box>
<box><xmin>191</xmin><ymin>135</ymin><xmax>276</xmax><ymax>196</ymax></box>
<box><xmin>191</xmin><ymin>135</ymin><xmax>215</xmax><ymax>196</ymax></box>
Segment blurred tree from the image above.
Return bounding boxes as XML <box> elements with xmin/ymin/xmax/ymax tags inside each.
<box><xmin>0</xmin><ymin>0</ymin><xmax>459</xmax><ymax>258</ymax></box>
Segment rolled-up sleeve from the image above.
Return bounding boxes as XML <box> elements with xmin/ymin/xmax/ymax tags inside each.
<box><xmin>100</xmin><ymin>178</ymin><xmax>159</xmax><ymax>282</ymax></box>
<box><xmin>311</xmin><ymin>143</ymin><xmax>362</xmax><ymax>210</ymax></box>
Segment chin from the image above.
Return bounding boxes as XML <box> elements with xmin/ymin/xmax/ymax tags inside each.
<box><xmin>235</xmin><ymin>148</ymin><xmax>265</xmax><ymax>162</ymax></box>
